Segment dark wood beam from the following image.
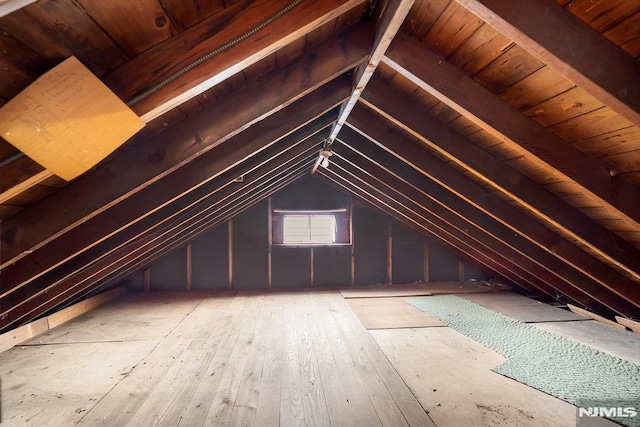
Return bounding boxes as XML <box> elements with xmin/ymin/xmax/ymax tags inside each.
<box><xmin>337</xmin><ymin>127</ymin><xmax>637</xmax><ymax>316</ymax></box>
<box><xmin>317</xmin><ymin>171</ymin><xmax>519</xmax><ymax>289</ymax></box>
<box><xmin>0</xmin><ymin>99</ymin><xmax>341</xmax><ymax>300</ymax></box>
<box><xmin>383</xmin><ymin>31</ymin><xmax>640</xmax><ymax>228</ymax></box>
<box><xmin>316</xmin><ymin>167</ymin><xmax>543</xmax><ymax>297</ymax></box>
<box><xmin>0</xmin><ymin>24</ymin><xmax>370</xmax><ymax>268</ymax></box>
<box><xmin>327</xmin><ymin>0</ymin><xmax>414</xmax><ymax>141</ymax></box>
<box><xmin>456</xmin><ymin>0</ymin><xmax>640</xmax><ymax>128</ymax></box>
<box><xmin>1</xmin><ymin>154</ymin><xmax>314</xmax><ymax>331</ymax></box>
<box><xmin>360</xmin><ymin>77</ymin><xmax>640</xmax><ymax>283</ymax></box>
<box><xmin>103</xmin><ymin>0</ymin><xmax>365</xmax><ymax>121</ymax></box>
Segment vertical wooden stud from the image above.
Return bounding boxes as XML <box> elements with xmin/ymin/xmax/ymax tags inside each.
<box><xmin>423</xmin><ymin>241</ymin><xmax>429</xmax><ymax>283</ymax></box>
<box><xmin>143</xmin><ymin>268</ymin><xmax>151</xmax><ymax>293</ymax></box>
<box><xmin>310</xmin><ymin>247</ymin><xmax>315</xmax><ymax>287</ymax></box>
<box><xmin>268</xmin><ymin>197</ymin><xmax>272</xmax><ymax>289</ymax></box>
<box><xmin>387</xmin><ymin>219</ymin><xmax>393</xmax><ymax>285</ymax></box>
<box><xmin>228</xmin><ymin>219</ymin><xmax>233</xmax><ymax>290</ymax></box>
<box><xmin>186</xmin><ymin>244</ymin><xmax>192</xmax><ymax>291</ymax></box>
<box><xmin>350</xmin><ymin>198</ymin><xmax>355</xmax><ymax>286</ymax></box>
<box><xmin>458</xmin><ymin>261</ymin><xmax>465</xmax><ymax>282</ymax></box>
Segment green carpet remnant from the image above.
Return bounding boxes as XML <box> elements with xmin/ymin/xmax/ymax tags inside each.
<box><xmin>405</xmin><ymin>295</ymin><xmax>640</xmax><ymax>427</ymax></box>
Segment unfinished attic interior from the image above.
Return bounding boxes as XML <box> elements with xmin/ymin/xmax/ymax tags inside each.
<box><xmin>0</xmin><ymin>0</ymin><xmax>639</xmax><ymax>425</ymax></box>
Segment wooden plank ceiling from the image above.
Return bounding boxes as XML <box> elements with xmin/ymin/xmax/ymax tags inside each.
<box><xmin>0</xmin><ymin>0</ymin><xmax>638</xmax><ymax>331</ymax></box>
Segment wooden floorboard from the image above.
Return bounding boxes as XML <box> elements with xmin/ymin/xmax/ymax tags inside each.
<box><xmin>1</xmin><ymin>290</ymin><xmax>434</xmax><ymax>426</ymax></box>
<box><xmin>3</xmin><ymin>288</ymin><xmax>633</xmax><ymax>426</ymax></box>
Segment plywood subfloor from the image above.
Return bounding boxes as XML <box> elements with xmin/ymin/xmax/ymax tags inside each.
<box><xmin>533</xmin><ymin>320</ymin><xmax>640</xmax><ymax>365</ymax></box>
<box><xmin>346</xmin><ymin>297</ymin><xmax>445</xmax><ymax>329</ymax></box>
<box><xmin>2</xmin><ymin>288</ymin><xmax>633</xmax><ymax>427</ymax></box>
<box><xmin>0</xmin><ymin>290</ymin><xmax>434</xmax><ymax>427</ymax></box>
<box><xmin>339</xmin><ymin>280</ymin><xmax>506</xmax><ymax>298</ymax></box>
<box><xmin>459</xmin><ymin>292</ymin><xmax>588</xmax><ymax>323</ymax></box>
<box><xmin>370</xmin><ymin>327</ymin><xmax>620</xmax><ymax>427</ymax></box>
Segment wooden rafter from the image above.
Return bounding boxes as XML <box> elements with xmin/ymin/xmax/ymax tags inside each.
<box><xmin>336</xmin><ymin>125</ymin><xmax>638</xmax><ymax>316</ymax></box>
<box><xmin>103</xmin><ymin>0</ymin><xmax>365</xmax><ymax>122</ymax></box>
<box><xmin>317</xmin><ymin>165</ymin><xmax>547</xmax><ymax>299</ymax></box>
<box><xmin>456</xmin><ymin>0</ymin><xmax>640</xmax><ymax>128</ymax></box>
<box><xmin>367</xmin><ymin>59</ymin><xmax>640</xmax><ymax>282</ymax></box>
<box><xmin>0</xmin><ymin>26</ymin><xmax>370</xmax><ymax>268</ymax></box>
<box><xmin>312</xmin><ymin>0</ymin><xmax>413</xmax><ymax>174</ymax></box>
<box><xmin>317</xmin><ymin>171</ymin><xmax>522</xmax><ymax>290</ymax></box>
<box><xmin>0</xmin><ymin>86</ymin><xmax>346</xmax><ymax>304</ymax></box>
<box><xmin>383</xmin><ymin>32</ymin><xmax>640</xmax><ymax>229</ymax></box>
<box><xmin>2</xmin><ymin>158</ymin><xmax>314</xmax><ymax>331</ymax></box>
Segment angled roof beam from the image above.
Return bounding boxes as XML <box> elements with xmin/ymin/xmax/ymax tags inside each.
<box><xmin>383</xmin><ymin>31</ymin><xmax>640</xmax><ymax>229</ymax></box>
<box><xmin>103</xmin><ymin>0</ymin><xmax>365</xmax><ymax>121</ymax></box>
<box><xmin>1</xmin><ymin>25</ymin><xmax>370</xmax><ymax>268</ymax></box>
<box><xmin>456</xmin><ymin>0</ymin><xmax>640</xmax><ymax>128</ymax></box>
<box><xmin>317</xmin><ymin>164</ymin><xmax>547</xmax><ymax>298</ymax></box>
<box><xmin>349</xmin><ymin>101</ymin><xmax>640</xmax><ymax>311</ymax></box>
<box><xmin>361</xmin><ymin>75</ymin><xmax>640</xmax><ymax>283</ymax></box>
<box><xmin>316</xmin><ymin>172</ymin><xmax>520</xmax><ymax>290</ymax></box>
<box><xmin>0</xmin><ymin>0</ymin><xmax>36</xmax><ymax>19</ymax></box>
<box><xmin>4</xmin><ymin>157</ymin><xmax>314</xmax><ymax>331</ymax></box>
<box><xmin>312</xmin><ymin>0</ymin><xmax>413</xmax><ymax>173</ymax></box>
<box><xmin>337</xmin><ymin>126</ymin><xmax>637</xmax><ymax>316</ymax></box>
<box><xmin>0</xmin><ymin>87</ymin><xmax>345</xmax><ymax>301</ymax></box>
<box><xmin>1</xmin><ymin>128</ymin><xmax>324</xmax><ymax>317</ymax></box>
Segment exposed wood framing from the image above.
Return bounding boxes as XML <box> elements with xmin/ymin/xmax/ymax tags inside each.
<box><xmin>383</xmin><ymin>32</ymin><xmax>640</xmax><ymax>229</ymax></box>
<box><xmin>0</xmin><ymin>0</ymin><xmax>37</xmax><ymax>19</ymax></box>
<box><xmin>0</xmin><ymin>170</ymin><xmax>53</xmax><ymax>204</ymax></box>
<box><xmin>104</xmin><ymin>0</ymin><xmax>365</xmax><ymax>121</ymax></box>
<box><xmin>387</xmin><ymin>219</ymin><xmax>393</xmax><ymax>285</ymax></box>
<box><xmin>0</xmin><ymin>86</ymin><xmax>346</xmax><ymax>309</ymax></box>
<box><xmin>186</xmin><ymin>244</ymin><xmax>192</xmax><ymax>291</ymax></box>
<box><xmin>317</xmin><ymin>171</ymin><xmax>530</xmax><ymax>297</ymax></box>
<box><xmin>0</xmin><ymin>150</ymin><xmax>316</xmax><ymax>331</ymax></box>
<box><xmin>0</xmin><ymin>24</ymin><xmax>370</xmax><ymax>269</ymax></box>
<box><xmin>0</xmin><ymin>286</ymin><xmax>126</xmax><ymax>353</ymax></box>
<box><xmin>359</xmin><ymin>77</ymin><xmax>640</xmax><ymax>284</ymax></box>
<box><xmin>344</xmin><ymin>109</ymin><xmax>639</xmax><ymax>314</ymax></box>
<box><xmin>456</xmin><ymin>0</ymin><xmax>640</xmax><ymax>127</ymax></box>
<box><xmin>328</xmin><ymin>0</ymin><xmax>413</xmax><ymax>141</ymax></box>
<box><xmin>334</xmin><ymin>131</ymin><xmax>634</xmax><ymax>315</ymax></box>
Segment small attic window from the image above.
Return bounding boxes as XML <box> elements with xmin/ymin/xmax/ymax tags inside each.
<box><xmin>283</xmin><ymin>214</ymin><xmax>336</xmax><ymax>244</ymax></box>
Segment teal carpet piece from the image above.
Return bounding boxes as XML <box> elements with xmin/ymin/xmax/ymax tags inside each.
<box><xmin>405</xmin><ymin>295</ymin><xmax>640</xmax><ymax>427</ymax></box>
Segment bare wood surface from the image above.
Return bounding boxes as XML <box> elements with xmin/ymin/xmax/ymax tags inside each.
<box><xmin>533</xmin><ymin>320</ymin><xmax>640</xmax><ymax>364</ymax></box>
<box><xmin>371</xmin><ymin>327</ymin><xmax>584</xmax><ymax>426</ymax></box>
<box><xmin>328</xmin><ymin>0</ymin><xmax>414</xmax><ymax>141</ymax></box>
<box><xmin>0</xmin><ymin>290</ymin><xmax>438</xmax><ymax>426</ymax></box>
<box><xmin>567</xmin><ymin>304</ymin><xmax>627</xmax><ymax>329</ymax></box>
<box><xmin>615</xmin><ymin>316</ymin><xmax>640</xmax><ymax>333</ymax></box>
<box><xmin>333</xmin><ymin>131</ymin><xmax>636</xmax><ymax>315</ymax></box>
<box><xmin>347</xmin><ymin>297</ymin><xmax>445</xmax><ymax>329</ymax></box>
<box><xmin>459</xmin><ymin>292</ymin><xmax>588</xmax><ymax>323</ymax></box>
<box><xmin>104</xmin><ymin>0</ymin><xmax>364</xmax><ymax>122</ymax></box>
<box><xmin>356</xmin><ymin>83</ymin><xmax>640</xmax><ymax>298</ymax></box>
<box><xmin>0</xmin><ymin>286</ymin><xmax>126</xmax><ymax>353</ymax></box>
<box><xmin>384</xmin><ymin>31</ymin><xmax>640</xmax><ymax>228</ymax></box>
<box><xmin>0</xmin><ymin>169</ymin><xmax>52</xmax><ymax>204</ymax></box>
<box><xmin>456</xmin><ymin>0</ymin><xmax>640</xmax><ymax>127</ymax></box>
<box><xmin>0</xmin><ymin>25</ymin><xmax>370</xmax><ymax>268</ymax></box>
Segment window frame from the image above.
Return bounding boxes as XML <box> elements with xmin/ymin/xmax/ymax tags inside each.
<box><xmin>271</xmin><ymin>207</ymin><xmax>352</xmax><ymax>247</ymax></box>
